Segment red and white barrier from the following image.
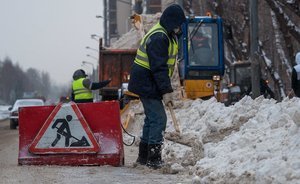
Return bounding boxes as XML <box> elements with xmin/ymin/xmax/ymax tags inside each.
<box><xmin>18</xmin><ymin>101</ymin><xmax>124</xmax><ymax>166</ymax></box>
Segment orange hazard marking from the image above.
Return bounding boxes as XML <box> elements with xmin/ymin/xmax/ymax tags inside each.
<box><xmin>29</xmin><ymin>102</ymin><xmax>100</xmax><ymax>154</ymax></box>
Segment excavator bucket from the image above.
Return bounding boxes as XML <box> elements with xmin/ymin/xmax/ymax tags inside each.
<box><xmin>130</xmin><ymin>13</ymin><xmax>142</xmax><ymax>30</ymax></box>
<box><xmin>130</xmin><ymin>13</ymin><xmax>145</xmax><ymax>38</ymax></box>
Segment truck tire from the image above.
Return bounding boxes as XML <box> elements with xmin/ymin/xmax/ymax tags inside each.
<box><xmin>10</xmin><ymin>120</ymin><xmax>17</xmax><ymax>129</ymax></box>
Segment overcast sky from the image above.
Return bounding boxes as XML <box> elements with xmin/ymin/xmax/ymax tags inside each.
<box><xmin>0</xmin><ymin>0</ymin><xmax>103</xmax><ymax>85</ymax></box>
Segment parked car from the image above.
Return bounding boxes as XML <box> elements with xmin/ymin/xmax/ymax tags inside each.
<box><xmin>9</xmin><ymin>99</ymin><xmax>44</xmax><ymax>129</ymax></box>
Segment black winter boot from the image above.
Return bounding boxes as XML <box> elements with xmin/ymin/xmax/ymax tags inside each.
<box><xmin>146</xmin><ymin>144</ymin><xmax>164</xmax><ymax>169</ymax></box>
<box><xmin>136</xmin><ymin>141</ymin><xmax>148</xmax><ymax>165</ymax></box>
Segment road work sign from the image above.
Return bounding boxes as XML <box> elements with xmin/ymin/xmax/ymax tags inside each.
<box><xmin>18</xmin><ymin>101</ymin><xmax>124</xmax><ymax>166</ymax></box>
<box><xmin>29</xmin><ymin>102</ymin><xmax>100</xmax><ymax>154</ymax></box>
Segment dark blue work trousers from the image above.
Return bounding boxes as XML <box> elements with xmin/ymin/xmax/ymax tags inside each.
<box><xmin>140</xmin><ymin>97</ymin><xmax>167</xmax><ymax>145</ymax></box>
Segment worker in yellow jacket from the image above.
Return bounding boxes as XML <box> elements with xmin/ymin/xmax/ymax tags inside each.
<box><xmin>71</xmin><ymin>69</ymin><xmax>110</xmax><ymax>103</ymax></box>
<box><xmin>128</xmin><ymin>4</ymin><xmax>185</xmax><ymax>169</ymax></box>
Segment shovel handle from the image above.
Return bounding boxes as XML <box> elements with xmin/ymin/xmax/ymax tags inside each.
<box><xmin>287</xmin><ymin>89</ymin><xmax>294</xmax><ymax>98</ymax></box>
<box><xmin>54</xmin><ymin>126</ymin><xmax>80</xmax><ymax>141</ymax></box>
<box><xmin>167</xmin><ymin>103</ymin><xmax>180</xmax><ymax>133</ymax></box>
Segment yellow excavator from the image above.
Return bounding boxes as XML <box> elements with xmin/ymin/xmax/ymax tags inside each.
<box><xmin>178</xmin><ymin>14</ymin><xmax>224</xmax><ymax>100</ymax></box>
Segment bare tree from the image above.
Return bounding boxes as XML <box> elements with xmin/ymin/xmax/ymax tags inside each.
<box><xmin>0</xmin><ymin>57</ymin><xmax>54</xmax><ymax>104</ymax></box>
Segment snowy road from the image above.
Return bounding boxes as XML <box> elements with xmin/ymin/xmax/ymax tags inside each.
<box><xmin>0</xmin><ymin>119</ymin><xmax>191</xmax><ymax>184</ymax></box>
<box><xmin>2</xmin><ymin>96</ymin><xmax>300</xmax><ymax>183</ymax></box>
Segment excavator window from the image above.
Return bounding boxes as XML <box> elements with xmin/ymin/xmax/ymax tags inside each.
<box><xmin>188</xmin><ymin>23</ymin><xmax>219</xmax><ymax>67</ymax></box>
<box><xmin>178</xmin><ymin>16</ymin><xmax>224</xmax><ymax>81</ymax></box>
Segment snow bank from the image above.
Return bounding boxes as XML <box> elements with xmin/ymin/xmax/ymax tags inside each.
<box><xmin>110</xmin><ymin>13</ymin><xmax>161</xmax><ymax>49</ymax></box>
<box><xmin>126</xmin><ymin>96</ymin><xmax>300</xmax><ymax>183</ymax></box>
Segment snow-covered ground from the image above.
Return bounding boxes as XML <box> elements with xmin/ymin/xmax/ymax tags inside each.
<box><xmin>124</xmin><ymin>96</ymin><xmax>300</xmax><ymax>183</ymax></box>
<box><xmin>2</xmin><ymin>96</ymin><xmax>300</xmax><ymax>183</ymax></box>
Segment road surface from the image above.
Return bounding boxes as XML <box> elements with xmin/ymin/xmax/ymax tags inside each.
<box><xmin>0</xmin><ymin>119</ymin><xmax>192</xmax><ymax>184</ymax></box>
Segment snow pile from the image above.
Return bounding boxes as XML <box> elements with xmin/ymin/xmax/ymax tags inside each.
<box><xmin>127</xmin><ymin>96</ymin><xmax>300</xmax><ymax>183</ymax></box>
<box><xmin>109</xmin><ymin>28</ymin><xmax>141</xmax><ymax>49</ymax></box>
<box><xmin>110</xmin><ymin>13</ymin><xmax>161</xmax><ymax>49</ymax></box>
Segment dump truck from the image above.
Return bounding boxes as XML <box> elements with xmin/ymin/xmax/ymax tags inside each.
<box><xmin>98</xmin><ymin>44</ymin><xmax>137</xmax><ymax>108</ymax></box>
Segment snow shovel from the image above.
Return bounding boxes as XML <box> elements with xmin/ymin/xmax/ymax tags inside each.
<box><xmin>165</xmin><ymin>103</ymin><xmax>197</xmax><ymax>147</ymax></box>
<box><xmin>167</xmin><ymin>103</ymin><xmax>180</xmax><ymax>134</ymax></box>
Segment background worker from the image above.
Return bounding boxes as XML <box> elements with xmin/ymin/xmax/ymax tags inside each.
<box><xmin>71</xmin><ymin>69</ymin><xmax>111</xmax><ymax>103</ymax></box>
<box><xmin>292</xmin><ymin>52</ymin><xmax>300</xmax><ymax>97</ymax></box>
<box><xmin>190</xmin><ymin>31</ymin><xmax>212</xmax><ymax>66</ymax></box>
<box><xmin>128</xmin><ymin>4</ymin><xmax>186</xmax><ymax>169</ymax></box>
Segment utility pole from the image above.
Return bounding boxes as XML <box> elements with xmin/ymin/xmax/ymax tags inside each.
<box><xmin>250</xmin><ymin>0</ymin><xmax>260</xmax><ymax>98</ymax></box>
<box><xmin>103</xmin><ymin>0</ymin><xmax>109</xmax><ymax>47</ymax></box>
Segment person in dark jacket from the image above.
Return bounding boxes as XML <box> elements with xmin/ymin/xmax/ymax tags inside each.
<box><xmin>292</xmin><ymin>52</ymin><xmax>300</xmax><ymax>97</ymax></box>
<box><xmin>71</xmin><ymin>69</ymin><xmax>111</xmax><ymax>103</ymax></box>
<box><xmin>128</xmin><ymin>4</ymin><xmax>185</xmax><ymax>169</ymax></box>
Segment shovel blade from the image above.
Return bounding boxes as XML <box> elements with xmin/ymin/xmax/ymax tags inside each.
<box><xmin>70</xmin><ymin>136</ymin><xmax>90</xmax><ymax>147</ymax></box>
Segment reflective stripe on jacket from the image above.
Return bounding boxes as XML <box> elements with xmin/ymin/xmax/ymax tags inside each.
<box><xmin>72</xmin><ymin>78</ymin><xmax>93</xmax><ymax>100</ymax></box>
<box><xmin>134</xmin><ymin>22</ymin><xmax>178</xmax><ymax>77</ymax></box>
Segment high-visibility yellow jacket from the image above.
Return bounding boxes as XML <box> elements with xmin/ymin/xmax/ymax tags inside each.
<box><xmin>134</xmin><ymin>22</ymin><xmax>178</xmax><ymax>77</ymax></box>
<box><xmin>72</xmin><ymin>78</ymin><xmax>93</xmax><ymax>100</ymax></box>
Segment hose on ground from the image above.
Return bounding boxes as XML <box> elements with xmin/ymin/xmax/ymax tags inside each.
<box><xmin>120</xmin><ymin>122</ymin><xmax>135</xmax><ymax>146</ymax></box>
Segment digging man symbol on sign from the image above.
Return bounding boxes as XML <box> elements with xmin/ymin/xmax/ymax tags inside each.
<box><xmin>51</xmin><ymin>115</ymin><xmax>73</xmax><ymax>147</ymax></box>
<box><xmin>51</xmin><ymin>114</ymin><xmax>91</xmax><ymax>147</ymax></box>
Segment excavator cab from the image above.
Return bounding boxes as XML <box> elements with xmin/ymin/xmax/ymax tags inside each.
<box><xmin>178</xmin><ymin>16</ymin><xmax>224</xmax><ymax>100</ymax></box>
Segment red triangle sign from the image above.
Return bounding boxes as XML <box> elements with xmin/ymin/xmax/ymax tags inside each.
<box><xmin>29</xmin><ymin>102</ymin><xmax>100</xmax><ymax>154</ymax></box>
